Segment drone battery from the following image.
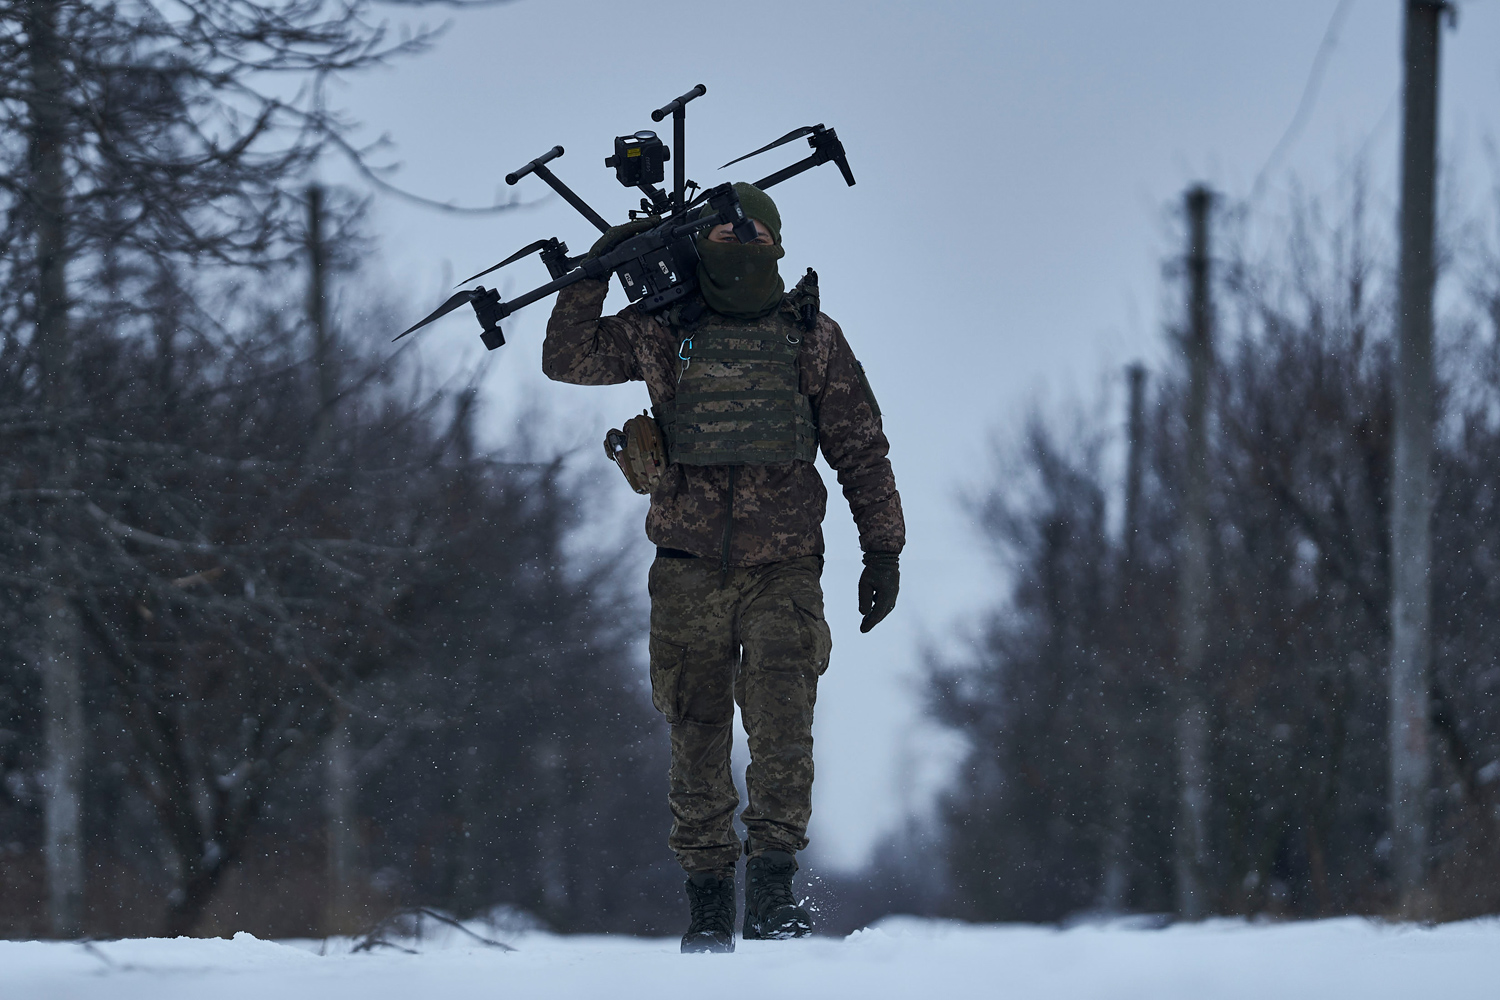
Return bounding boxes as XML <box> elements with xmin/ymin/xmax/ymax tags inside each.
<box><xmin>616</xmin><ymin>259</ymin><xmax>651</xmax><ymax>302</ymax></box>
<box><xmin>642</xmin><ymin>247</ymin><xmax>681</xmax><ymax>294</ymax></box>
<box><xmin>616</xmin><ymin>252</ymin><xmax>688</xmax><ymax>309</ymax></box>
<box><xmin>615</xmin><ymin>234</ymin><xmax>700</xmax><ymax>312</ymax></box>
<box><xmin>636</xmin><ymin>243</ymin><xmax>698</xmax><ymax>310</ymax></box>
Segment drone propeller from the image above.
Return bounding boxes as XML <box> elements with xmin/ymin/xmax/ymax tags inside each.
<box><xmin>394</xmin><ymin>288</ymin><xmax>483</xmax><ymax>342</ymax></box>
<box><xmin>457</xmin><ymin>239</ymin><xmax>556</xmax><ymax>287</ymax></box>
<box><xmin>719</xmin><ymin>125</ymin><xmax>820</xmax><ymax>170</ymax></box>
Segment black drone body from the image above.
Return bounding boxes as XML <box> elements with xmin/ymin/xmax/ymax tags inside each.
<box><xmin>396</xmin><ymin>85</ymin><xmax>856</xmax><ymax>349</ymax></box>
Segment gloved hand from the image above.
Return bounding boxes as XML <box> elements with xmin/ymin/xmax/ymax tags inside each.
<box><xmin>589</xmin><ymin>218</ymin><xmax>657</xmax><ymax>259</ymax></box>
<box><xmin>858</xmin><ymin>551</ymin><xmax>900</xmax><ymax>633</ymax></box>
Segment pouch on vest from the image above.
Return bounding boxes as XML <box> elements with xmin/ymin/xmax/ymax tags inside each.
<box><xmin>604</xmin><ymin>411</ymin><xmax>668</xmax><ymax>494</ymax></box>
<box><xmin>781</xmin><ymin>268</ymin><xmax>820</xmax><ymax>333</ymax></box>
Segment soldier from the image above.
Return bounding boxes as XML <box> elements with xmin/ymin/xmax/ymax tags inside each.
<box><xmin>542</xmin><ymin>183</ymin><xmax>903</xmax><ymax>952</ymax></box>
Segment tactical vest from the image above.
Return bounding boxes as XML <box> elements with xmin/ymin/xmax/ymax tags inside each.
<box><xmin>655</xmin><ymin>285</ymin><xmax>819</xmax><ymax>467</ymax></box>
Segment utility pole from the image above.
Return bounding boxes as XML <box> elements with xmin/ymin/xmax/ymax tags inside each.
<box><xmin>1099</xmin><ymin>363</ymin><xmax>1149</xmax><ymax>912</ymax></box>
<box><xmin>1389</xmin><ymin>0</ymin><xmax>1446</xmax><ymax>918</ymax></box>
<box><xmin>1175</xmin><ymin>186</ymin><xmax>1214</xmax><ymax>920</ymax></box>
<box><xmin>26</xmin><ymin>0</ymin><xmax>86</xmax><ymax>939</ymax></box>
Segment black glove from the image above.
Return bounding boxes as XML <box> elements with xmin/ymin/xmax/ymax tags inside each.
<box><xmin>588</xmin><ymin>218</ymin><xmax>657</xmax><ymax>259</ymax></box>
<box><xmin>858</xmin><ymin>551</ymin><xmax>900</xmax><ymax>633</ymax></box>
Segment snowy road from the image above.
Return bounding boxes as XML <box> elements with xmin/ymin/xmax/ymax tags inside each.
<box><xmin>5</xmin><ymin>917</ymin><xmax>1496</xmax><ymax>1000</ymax></box>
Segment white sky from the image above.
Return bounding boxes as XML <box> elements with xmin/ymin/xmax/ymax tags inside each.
<box><xmin>331</xmin><ymin>1</ymin><xmax>1500</xmax><ymax>870</ymax></box>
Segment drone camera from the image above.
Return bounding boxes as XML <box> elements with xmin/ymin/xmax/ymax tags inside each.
<box><xmin>606</xmin><ymin>131</ymin><xmax>669</xmax><ymax>188</ymax></box>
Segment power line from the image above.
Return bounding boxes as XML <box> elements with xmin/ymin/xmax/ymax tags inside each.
<box><xmin>1249</xmin><ymin>0</ymin><xmax>1354</xmax><ymax>203</ymax></box>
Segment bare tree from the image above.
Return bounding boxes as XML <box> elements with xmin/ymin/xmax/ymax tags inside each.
<box><xmin>929</xmin><ymin>160</ymin><xmax>1500</xmax><ymax>923</ymax></box>
<box><xmin>0</xmin><ymin>0</ymin><xmax>500</xmax><ymax>936</ymax></box>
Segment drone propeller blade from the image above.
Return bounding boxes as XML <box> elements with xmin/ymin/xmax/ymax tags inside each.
<box><xmin>457</xmin><ymin>239</ymin><xmax>554</xmax><ymax>286</ymax></box>
<box><xmin>394</xmin><ymin>289</ymin><xmax>477</xmax><ymax>342</ymax></box>
<box><xmin>719</xmin><ymin>125</ymin><xmax>820</xmax><ymax>170</ymax></box>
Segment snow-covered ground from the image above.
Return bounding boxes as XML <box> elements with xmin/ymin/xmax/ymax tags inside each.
<box><xmin>6</xmin><ymin>916</ymin><xmax>1496</xmax><ymax>1000</ymax></box>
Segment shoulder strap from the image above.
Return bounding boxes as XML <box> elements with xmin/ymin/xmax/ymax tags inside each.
<box><xmin>668</xmin><ymin>295</ymin><xmax>709</xmax><ymax>331</ymax></box>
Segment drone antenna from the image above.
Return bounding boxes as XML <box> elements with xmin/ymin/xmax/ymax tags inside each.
<box><xmin>651</xmin><ymin>84</ymin><xmax>706</xmax><ymax>216</ymax></box>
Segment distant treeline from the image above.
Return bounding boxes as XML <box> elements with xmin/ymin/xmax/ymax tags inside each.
<box><xmin>926</xmin><ymin>183</ymin><xmax>1500</xmax><ymax>922</ymax></box>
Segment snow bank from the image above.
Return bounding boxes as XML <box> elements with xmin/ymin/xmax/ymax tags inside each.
<box><xmin>3</xmin><ymin>916</ymin><xmax>1495</xmax><ymax>1000</ymax></box>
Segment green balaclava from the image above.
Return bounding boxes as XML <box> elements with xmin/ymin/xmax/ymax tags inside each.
<box><xmin>695</xmin><ymin>182</ymin><xmax>786</xmax><ymax>318</ymax></box>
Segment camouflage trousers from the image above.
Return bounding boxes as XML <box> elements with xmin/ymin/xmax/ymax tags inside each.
<box><xmin>647</xmin><ymin>553</ymin><xmax>832</xmax><ymax>874</ymax></box>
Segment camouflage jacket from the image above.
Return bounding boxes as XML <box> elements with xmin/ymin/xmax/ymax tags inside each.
<box><xmin>542</xmin><ymin>278</ymin><xmax>904</xmax><ymax>566</ymax></box>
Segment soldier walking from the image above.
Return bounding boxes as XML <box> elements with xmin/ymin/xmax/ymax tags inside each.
<box><xmin>543</xmin><ymin>183</ymin><xmax>903</xmax><ymax>952</ymax></box>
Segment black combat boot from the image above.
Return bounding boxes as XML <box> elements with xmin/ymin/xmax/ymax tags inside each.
<box><xmin>743</xmin><ymin>849</ymin><xmax>812</xmax><ymax>940</ymax></box>
<box><xmin>680</xmin><ymin>871</ymin><xmax>736</xmax><ymax>953</ymax></box>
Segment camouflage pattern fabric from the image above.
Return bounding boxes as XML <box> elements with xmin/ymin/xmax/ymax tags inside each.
<box><xmin>648</xmin><ymin>554</ymin><xmax>831</xmax><ymax>872</ymax></box>
<box><xmin>543</xmin><ymin>279</ymin><xmax>904</xmax><ymax>564</ymax></box>
<box><xmin>660</xmin><ymin>309</ymin><xmax>817</xmax><ymax>467</ymax></box>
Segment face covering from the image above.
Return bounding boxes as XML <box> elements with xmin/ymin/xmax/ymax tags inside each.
<box><xmin>695</xmin><ymin>238</ymin><xmax>786</xmax><ymax>318</ymax></box>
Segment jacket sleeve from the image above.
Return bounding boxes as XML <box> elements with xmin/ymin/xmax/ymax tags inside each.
<box><xmin>812</xmin><ymin>316</ymin><xmax>906</xmax><ymax>554</ymax></box>
<box><xmin>541</xmin><ymin>278</ymin><xmax>641</xmax><ymax>385</ymax></box>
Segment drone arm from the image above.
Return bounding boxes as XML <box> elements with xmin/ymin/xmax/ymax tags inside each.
<box><xmin>506</xmin><ymin>146</ymin><xmax>612</xmax><ymax>233</ymax></box>
<box><xmin>754</xmin><ymin>155</ymin><xmax>822</xmax><ymax>191</ymax></box>
<box><xmin>499</xmin><ymin>265</ymin><xmax>602</xmax><ymax>318</ymax></box>
<box><xmin>755</xmin><ymin>149</ymin><xmax>856</xmax><ymax>190</ymax></box>
<box><xmin>751</xmin><ymin>127</ymin><xmax>856</xmax><ymax>190</ymax></box>
<box><xmin>532</xmin><ymin>165</ymin><xmax>612</xmax><ymax>233</ymax></box>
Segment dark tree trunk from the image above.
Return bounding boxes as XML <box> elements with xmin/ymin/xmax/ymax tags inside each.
<box><xmin>25</xmin><ymin>0</ymin><xmax>86</xmax><ymax>939</ymax></box>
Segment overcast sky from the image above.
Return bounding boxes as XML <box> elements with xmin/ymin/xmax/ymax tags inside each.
<box><xmin>331</xmin><ymin>1</ymin><xmax>1500</xmax><ymax>870</ymax></box>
